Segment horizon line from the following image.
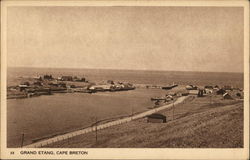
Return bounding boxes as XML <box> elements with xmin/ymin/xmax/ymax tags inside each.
<box><xmin>7</xmin><ymin>66</ymin><xmax>244</xmax><ymax>74</ymax></box>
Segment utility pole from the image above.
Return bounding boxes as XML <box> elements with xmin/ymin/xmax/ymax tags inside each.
<box><xmin>210</xmin><ymin>93</ymin><xmax>212</xmax><ymax>105</ymax></box>
<box><xmin>91</xmin><ymin>116</ymin><xmax>98</xmax><ymax>144</ymax></box>
<box><xmin>68</xmin><ymin>135</ymin><xmax>70</xmax><ymax>145</ymax></box>
<box><xmin>95</xmin><ymin>117</ymin><xmax>98</xmax><ymax>144</ymax></box>
<box><xmin>172</xmin><ymin>101</ymin><xmax>175</xmax><ymax>120</ymax></box>
<box><xmin>21</xmin><ymin>133</ymin><xmax>24</xmax><ymax>147</ymax></box>
<box><xmin>131</xmin><ymin>106</ymin><xmax>134</xmax><ymax>116</ymax></box>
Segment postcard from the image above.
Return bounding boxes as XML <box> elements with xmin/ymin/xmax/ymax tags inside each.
<box><xmin>1</xmin><ymin>0</ymin><xmax>249</xmax><ymax>159</ymax></box>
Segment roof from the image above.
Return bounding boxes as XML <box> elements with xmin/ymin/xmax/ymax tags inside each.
<box><xmin>18</xmin><ymin>85</ymin><xmax>29</xmax><ymax>87</ymax></box>
<box><xmin>168</xmin><ymin>92</ymin><xmax>176</xmax><ymax>95</ymax></box>
<box><xmin>189</xmin><ymin>90</ymin><xmax>199</xmax><ymax>94</ymax></box>
<box><xmin>62</xmin><ymin>76</ymin><xmax>72</xmax><ymax>78</ymax></box>
<box><xmin>205</xmin><ymin>86</ymin><xmax>213</xmax><ymax>89</ymax></box>
<box><xmin>89</xmin><ymin>84</ymin><xmax>112</xmax><ymax>90</ymax></box>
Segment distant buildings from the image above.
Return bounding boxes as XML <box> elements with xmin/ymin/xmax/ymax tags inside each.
<box><xmin>198</xmin><ymin>89</ymin><xmax>204</xmax><ymax>97</ymax></box>
<box><xmin>18</xmin><ymin>84</ymin><xmax>30</xmax><ymax>91</ymax></box>
<box><xmin>89</xmin><ymin>84</ymin><xmax>112</xmax><ymax>91</ymax></box>
<box><xmin>88</xmin><ymin>82</ymin><xmax>135</xmax><ymax>92</ymax></box>
<box><xmin>60</xmin><ymin>76</ymin><xmax>73</xmax><ymax>81</ymax></box>
<box><xmin>186</xmin><ymin>85</ymin><xmax>198</xmax><ymax>90</ymax></box>
<box><xmin>223</xmin><ymin>93</ymin><xmax>233</xmax><ymax>100</ymax></box>
<box><xmin>57</xmin><ymin>76</ymin><xmax>86</xmax><ymax>82</ymax></box>
<box><xmin>44</xmin><ymin>74</ymin><xmax>53</xmax><ymax>80</ymax></box>
<box><xmin>204</xmin><ymin>86</ymin><xmax>213</xmax><ymax>89</ymax></box>
<box><xmin>217</xmin><ymin>89</ymin><xmax>226</xmax><ymax>95</ymax></box>
<box><xmin>188</xmin><ymin>90</ymin><xmax>199</xmax><ymax>95</ymax></box>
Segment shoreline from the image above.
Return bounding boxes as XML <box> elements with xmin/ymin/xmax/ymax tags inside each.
<box><xmin>7</xmin><ymin>83</ymin><xmax>244</xmax><ymax>147</ymax></box>
<box><xmin>23</xmin><ymin>96</ymin><xmax>188</xmax><ymax>148</ymax></box>
<box><xmin>6</xmin><ymin>83</ymin><xmax>178</xmax><ymax>100</ymax></box>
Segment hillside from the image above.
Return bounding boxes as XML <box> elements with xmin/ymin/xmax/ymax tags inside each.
<box><xmin>45</xmin><ymin>95</ymin><xmax>243</xmax><ymax>148</ymax></box>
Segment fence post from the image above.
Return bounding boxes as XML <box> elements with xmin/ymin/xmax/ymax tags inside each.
<box><xmin>67</xmin><ymin>135</ymin><xmax>70</xmax><ymax>145</ymax></box>
<box><xmin>20</xmin><ymin>133</ymin><xmax>24</xmax><ymax>148</ymax></box>
<box><xmin>172</xmin><ymin>101</ymin><xmax>175</xmax><ymax>120</ymax></box>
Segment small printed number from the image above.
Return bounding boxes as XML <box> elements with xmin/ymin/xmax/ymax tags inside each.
<box><xmin>10</xmin><ymin>151</ymin><xmax>14</xmax><ymax>155</ymax></box>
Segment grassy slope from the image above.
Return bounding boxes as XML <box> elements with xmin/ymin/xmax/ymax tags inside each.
<box><xmin>46</xmin><ymin>95</ymin><xmax>243</xmax><ymax>148</ymax></box>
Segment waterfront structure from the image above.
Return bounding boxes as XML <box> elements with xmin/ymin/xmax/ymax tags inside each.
<box><xmin>186</xmin><ymin>85</ymin><xmax>198</xmax><ymax>90</ymax></box>
<box><xmin>61</xmin><ymin>76</ymin><xmax>73</xmax><ymax>81</ymax></box>
<box><xmin>223</xmin><ymin>93</ymin><xmax>233</xmax><ymax>99</ymax></box>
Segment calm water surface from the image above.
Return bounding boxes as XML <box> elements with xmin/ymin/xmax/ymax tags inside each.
<box><xmin>7</xmin><ymin>88</ymin><xmax>167</xmax><ymax>147</ymax></box>
<box><xmin>8</xmin><ymin>67</ymin><xmax>243</xmax><ymax>87</ymax></box>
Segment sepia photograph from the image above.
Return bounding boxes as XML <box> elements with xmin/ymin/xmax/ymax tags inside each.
<box><xmin>1</xmin><ymin>0</ymin><xmax>249</xmax><ymax>159</ymax></box>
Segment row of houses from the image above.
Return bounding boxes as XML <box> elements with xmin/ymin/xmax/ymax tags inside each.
<box><xmin>185</xmin><ymin>84</ymin><xmax>243</xmax><ymax>100</ymax></box>
<box><xmin>146</xmin><ymin>86</ymin><xmax>242</xmax><ymax>123</ymax></box>
<box><xmin>88</xmin><ymin>82</ymin><xmax>135</xmax><ymax>92</ymax></box>
<box><xmin>35</xmin><ymin>75</ymin><xmax>86</xmax><ymax>82</ymax></box>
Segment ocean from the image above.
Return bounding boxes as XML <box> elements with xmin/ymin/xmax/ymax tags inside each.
<box><xmin>6</xmin><ymin>67</ymin><xmax>243</xmax><ymax>147</ymax></box>
<box><xmin>7</xmin><ymin>67</ymin><xmax>243</xmax><ymax>87</ymax></box>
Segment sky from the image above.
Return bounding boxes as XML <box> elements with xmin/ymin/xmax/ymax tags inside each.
<box><xmin>7</xmin><ymin>6</ymin><xmax>244</xmax><ymax>72</ymax></box>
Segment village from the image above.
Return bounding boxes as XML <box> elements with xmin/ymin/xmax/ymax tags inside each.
<box><xmin>7</xmin><ymin>74</ymin><xmax>136</xmax><ymax>99</ymax></box>
<box><xmin>146</xmin><ymin>83</ymin><xmax>243</xmax><ymax>116</ymax></box>
<box><xmin>7</xmin><ymin>74</ymin><xmax>243</xmax><ymax>105</ymax></box>
<box><xmin>24</xmin><ymin>82</ymin><xmax>244</xmax><ymax>148</ymax></box>
<box><xmin>6</xmin><ymin>73</ymin><xmax>244</xmax><ymax>148</ymax></box>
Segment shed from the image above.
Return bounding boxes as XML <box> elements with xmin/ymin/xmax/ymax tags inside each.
<box><xmin>74</xmin><ymin>77</ymin><xmax>86</xmax><ymax>82</ymax></box>
<box><xmin>205</xmin><ymin>85</ymin><xmax>213</xmax><ymax>89</ymax></box>
<box><xmin>61</xmin><ymin>76</ymin><xmax>73</xmax><ymax>81</ymax></box>
<box><xmin>44</xmin><ymin>74</ymin><xmax>53</xmax><ymax>80</ymax></box>
<box><xmin>186</xmin><ymin>85</ymin><xmax>198</xmax><ymax>90</ymax></box>
<box><xmin>107</xmin><ymin>80</ymin><xmax>114</xmax><ymax>84</ymax></box>
<box><xmin>214</xmin><ymin>85</ymin><xmax>220</xmax><ymax>89</ymax></box>
<box><xmin>34</xmin><ymin>76</ymin><xmax>42</xmax><ymax>81</ymax></box>
<box><xmin>147</xmin><ymin>113</ymin><xmax>166</xmax><ymax>123</ymax></box>
<box><xmin>181</xmin><ymin>92</ymin><xmax>189</xmax><ymax>96</ymax></box>
<box><xmin>154</xmin><ymin>100</ymin><xmax>160</xmax><ymax>106</ymax></box>
<box><xmin>21</xmin><ymin>82</ymin><xmax>30</xmax><ymax>86</ymax></box>
<box><xmin>89</xmin><ymin>84</ymin><xmax>111</xmax><ymax>91</ymax></box>
<box><xmin>185</xmin><ymin>85</ymin><xmax>193</xmax><ymax>90</ymax></box>
<box><xmin>176</xmin><ymin>93</ymin><xmax>182</xmax><ymax>97</ymax></box>
<box><xmin>236</xmin><ymin>93</ymin><xmax>241</xmax><ymax>97</ymax></box>
<box><xmin>189</xmin><ymin>90</ymin><xmax>199</xmax><ymax>95</ymax></box>
<box><xmin>18</xmin><ymin>84</ymin><xmax>30</xmax><ymax>91</ymax></box>
<box><xmin>198</xmin><ymin>89</ymin><xmax>204</xmax><ymax>97</ymax></box>
<box><xmin>168</xmin><ymin>92</ymin><xmax>176</xmax><ymax>96</ymax></box>
<box><xmin>205</xmin><ymin>89</ymin><xmax>213</xmax><ymax>94</ymax></box>
<box><xmin>217</xmin><ymin>89</ymin><xmax>226</xmax><ymax>95</ymax></box>
<box><xmin>166</xmin><ymin>95</ymin><xmax>173</xmax><ymax>100</ymax></box>
<box><xmin>223</xmin><ymin>93</ymin><xmax>233</xmax><ymax>100</ymax></box>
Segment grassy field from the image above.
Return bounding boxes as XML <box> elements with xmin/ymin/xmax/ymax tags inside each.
<box><xmin>45</xmin><ymin>94</ymin><xmax>243</xmax><ymax>148</ymax></box>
